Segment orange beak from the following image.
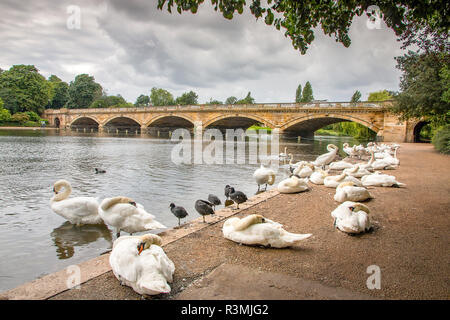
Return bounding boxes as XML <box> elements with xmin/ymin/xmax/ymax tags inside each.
<box><xmin>138</xmin><ymin>243</ymin><xmax>144</xmax><ymax>255</ymax></box>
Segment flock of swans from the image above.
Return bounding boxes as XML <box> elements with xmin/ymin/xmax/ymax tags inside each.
<box><xmin>48</xmin><ymin>141</ymin><xmax>404</xmax><ymax>297</ymax></box>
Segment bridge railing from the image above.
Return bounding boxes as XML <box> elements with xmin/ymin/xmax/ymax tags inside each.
<box><xmin>44</xmin><ymin>100</ymin><xmax>392</xmax><ymax>114</ymax></box>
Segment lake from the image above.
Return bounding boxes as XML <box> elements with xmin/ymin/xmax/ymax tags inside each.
<box><xmin>0</xmin><ymin>128</ymin><xmax>363</xmax><ymax>292</ymax></box>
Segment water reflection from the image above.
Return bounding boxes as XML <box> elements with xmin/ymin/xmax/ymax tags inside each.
<box><xmin>50</xmin><ymin>221</ymin><xmax>113</xmax><ymax>259</ymax></box>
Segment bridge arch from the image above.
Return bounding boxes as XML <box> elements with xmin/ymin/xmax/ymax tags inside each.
<box><xmin>281</xmin><ymin>113</ymin><xmax>380</xmax><ymax>135</ymax></box>
<box><xmin>103</xmin><ymin>116</ymin><xmax>142</xmax><ymax>133</ymax></box>
<box><xmin>145</xmin><ymin>115</ymin><xmax>195</xmax><ymax>128</ymax></box>
<box><xmin>70</xmin><ymin>116</ymin><xmax>100</xmax><ymax>129</ymax></box>
<box><xmin>204</xmin><ymin>114</ymin><xmax>275</xmax><ymax>130</ymax></box>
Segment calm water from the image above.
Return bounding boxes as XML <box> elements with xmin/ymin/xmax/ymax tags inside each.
<box><xmin>0</xmin><ymin>128</ymin><xmax>362</xmax><ymax>291</ymax></box>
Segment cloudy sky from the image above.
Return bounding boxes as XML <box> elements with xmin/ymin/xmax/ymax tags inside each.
<box><xmin>0</xmin><ymin>0</ymin><xmax>404</xmax><ymax>104</ymax></box>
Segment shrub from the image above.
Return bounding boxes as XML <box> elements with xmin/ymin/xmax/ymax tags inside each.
<box><xmin>11</xmin><ymin>112</ymin><xmax>30</xmax><ymax>124</ymax></box>
<box><xmin>432</xmin><ymin>124</ymin><xmax>450</xmax><ymax>154</ymax></box>
<box><xmin>25</xmin><ymin>111</ymin><xmax>41</xmax><ymax>122</ymax></box>
<box><xmin>0</xmin><ymin>108</ymin><xmax>11</xmax><ymax>123</ymax></box>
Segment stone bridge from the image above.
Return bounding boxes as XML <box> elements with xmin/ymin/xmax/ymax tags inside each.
<box><xmin>43</xmin><ymin>101</ymin><xmax>422</xmax><ymax>142</ymax></box>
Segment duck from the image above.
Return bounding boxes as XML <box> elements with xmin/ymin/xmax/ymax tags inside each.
<box><xmin>95</xmin><ymin>168</ymin><xmax>106</xmax><ymax>174</ymax></box>
<box><xmin>309</xmin><ymin>169</ymin><xmax>328</xmax><ymax>185</ymax></box>
<box><xmin>328</xmin><ymin>159</ymin><xmax>355</xmax><ymax>170</ymax></box>
<box><xmin>333</xmin><ymin>181</ymin><xmax>372</xmax><ymax>203</ymax></box>
<box><xmin>99</xmin><ymin>197</ymin><xmax>166</xmax><ymax>238</ymax></box>
<box><xmin>311</xmin><ymin>144</ymin><xmax>338</xmax><ymax>168</ymax></box>
<box><xmin>323</xmin><ymin>172</ymin><xmax>362</xmax><ymax>188</ymax></box>
<box><xmin>109</xmin><ymin>234</ymin><xmax>175</xmax><ymax>296</ymax></box>
<box><xmin>229</xmin><ymin>188</ymin><xmax>248</xmax><ymax>209</ymax></box>
<box><xmin>253</xmin><ymin>164</ymin><xmax>276</xmax><ymax>191</ymax></box>
<box><xmin>277</xmin><ymin>175</ymin><xmax>309</xmax><ymax>193</ymax></box>
<box><xmin>292</xmin><ymin>162</ymin><xmax>314</xmax><ymax>178</ymax></box>
<box><xmin>195</xmin><ymin>199</ymin><xmax>215</xmax><ymax>222</ymax></box>
<box><xmin>222</xmin><ymin>214</ymin><xmax>312</xmax><ymax>248</ymax></box>
<box><xmin>169</xmin><ymin>203</ymin><xmax>188</xmax><ymax>226</ymax></box>
<box><xmin>50</xmin><ymin>179</ymin><xmax>103</xmax><ymax>226</ymax></box>
<box><xmin>224</xmin><ymin>185</ymin><xmax>233</xmax><ymax>200</ymax></box>
<box><xmin>361</xmin><ymin>172</ymin><xmax>405</xmax><ymax>187</ymax></box>
<box><xmin>207</xmin><ymin>194</ymin><xmax>221</xmax><ymax>210</ymax></box>
<box><xmin>331</xmin><ymin>201</ymin><xmax>371</xmax><ymax>234</ymax></box>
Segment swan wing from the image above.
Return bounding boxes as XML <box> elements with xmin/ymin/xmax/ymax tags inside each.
<box><xmin>51</xmin><ymin>197</ymin><xmax>99</xmax><ymax>218</ymax></box>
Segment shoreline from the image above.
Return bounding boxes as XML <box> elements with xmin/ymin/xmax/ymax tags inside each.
<box><xmin>0</xmin><ymin>126</ymin><xmax>58</xmax><ymax>130</ymax></box>
<box><xmin>1</xmin><ymin>143</ymin><xmax>449</xmax><ymax>300</ymax></box>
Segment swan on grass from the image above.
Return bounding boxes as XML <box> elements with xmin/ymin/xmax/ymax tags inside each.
<box><xmin>253</xmin><ymin>164</ymin><xmax>276</xmax><ymax>191</ymax></box>
<box><xmin>223</xmin><ymin>214</ymin><xmax>312</xmax><ymax>248</ymax></box>
<box><xmin>50</xmin><ymin>180</ymin><xmax>103</xmax><ymax>226</ymax></box>
<box><xmin>323</xmin><ymin>172</ymin><xmax>362</xmax><ymax>188</ymax></box>
<box><xmin>361</xmin><ymin>172</ymin><xmax>406</xmax><ymax>187</ymax></box>
<box><xmin>311</xmin><ymin>144</ymin><xmax>339</xmax><ymax>168</ymax></box>
<box><xmin>99</xmin><ymin>197</ymin><xmax>166</xmax><ymax>237</ymax></box>
<box><xmin>334</xmin><ymin>181</ymin><xmax>372</xmax><ymax>203</ymax></box>
<box><xmin>331</xmin><ymin>201</ymin><xmax>371</xmax><ymax>234</ymax></box>
<box><xmin>109</xmin><ymin>234</ymin><xmax>175</xmax><ymax>296</ymax></box>
<box><xmin>277</xmin><ymin>175</ymin><xmax>309</xmax><ymax>193</ymax></box>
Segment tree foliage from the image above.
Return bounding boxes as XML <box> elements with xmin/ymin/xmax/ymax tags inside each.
<box><xmin>225</xmin><ymin>96</ymin><xmax>238</xmax><ymax>105</ymax></box>
<box><xmin>351</xmin><ymin>90</ymin><xmax>362</xmax><ymax>102</ymax></box>
<box><xmin>67</xmin><ymin>74</ymin><xmax>103</xmax><ymax>109</ymax></box>
<box><xmin>0</xmin><ymin>65</ymin><xmax>51</xmax><ymax>115</ymax></box>
<box><xmin>90</xmin><ymin>95</ymin><xmax>127</xmax><ymax>108</ymax></box>
<box><xmin>157</xmin><ymin>1</ymin><xmax>449</xmax><ymax>55</ymax></box>
<box><xmin>175</xmin><ymin>90</ymin><xmax>199</xmax><ymax>105</ymax></box>
<box><xmin>47</xmin><ymin>75</ymin><xmax>69</xmax><ymax>109</ymax></box>
<box><xmin>432</xmin><ymin>124</ymin><xmax>450</xmax><ymax>154</ymax></box>
<box><xmin>236</xmin><ymin>91</ymin><xmax>255</xmax><ymax>104</ymax></box>
<box><xmin>301</xmin><ymin>81</ymin><xmax>314</xmax><ymax>102</ymax></box>
<box><xmin>150</xmin><ymin>87</ymin><xmax>175</xmax><ymax>106</ymax></box>
<box><xmin>135</xmin><ymin>94</ymin><xmax>151</xmax><ymax>107</ymax></box>
<box><xmin>367</xmin><ymin>90</ymin><xmax>393</xmax><ymax>102</ymax></box>
<box><xmin>295</xmin><ymin>84</ymin><xmax>302</xmax><ymax>103</ymax></box>
<box><xmin>206</xmin><ymin>98</ymin><xmax>223</xmax><ymax>105</ymax></box>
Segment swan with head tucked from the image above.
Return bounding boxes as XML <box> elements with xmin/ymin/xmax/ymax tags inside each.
<box><xmin>342</xmin><ymin>143</ymin><xmax>358</xmax><ymax>158</ymax></box>
<box><xmin>333</xmin><ymin>181</ymin><xmax>372</xmax><ymax>203</ymax></box>
<box><xmin>99</xmin><ymin>197</ymin><xmax>166</xmax><ymax>237</ymax></box>
<box><xmin>328</xmin><ymin>159</ymin><xmax>355</xmax><ymax>170</ymax></box>
<box><xmin>223</xmin><ymin>214</ymin><xmax>312</xmax><ymax>248</ymax></box>
<box><xmin>109</xmin><ymin>234</ymin><xmax>175</xmax><ymax>296</ymax></box>
<box><xmin>50</xmin><ymin>180</ymin><xmax>103</xmax><ymax>226</ymax></box>
<box><xmin>292</xmin><ymin>162</ymin><xmax>314</xmax><ymax>178</ymax></box>
<box><xmin>331</xmin><ymin>201</ymin><xmax>371</xmax><ymax>234</ymax></box>
<box><xmin>323</xmin><ymin>172</ymin><xmax>362</xmax><ymax>188</ymax></box>
<box><xmin>309</xmin><ymin>169</ymin><xmax>328</xmax><ymax>185</ymax></box>
<box><xmin>253</xmin><ymin>163</ymin><xmax>276</xmax><ymax>191</ymax></box>
<box><xmin>361</xmin><ymin>172</ymin><xmax>405</xmax><ymax>187</ymax></box>
<box><xmin>311</xmin><ymin>144</ymin><xmax>338</xmax><ymax>168</ymax></box>
<box><xmin>343</xmin><ymin>164</ymin><xmax>373</xmax><ymax>178</ymax></box>
<box><xmin>277</xmin><ymin>175</ymin><xmax>309</xmax><ymax>193</ymax></box>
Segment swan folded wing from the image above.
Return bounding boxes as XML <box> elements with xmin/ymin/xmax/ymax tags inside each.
<box><xmin>53</xmin><ymin>197</ymin><xmax>99</xmax><ymax>217</ymax></box>
<box><xmin>136</xmin><ymin>246</ymin><xmax>174</xmax><ymax>294</ymax></box>
<box><xmin>109</xmin><ymin>239</ymin><xmax>139</xmax><ymax>283</ymax></box>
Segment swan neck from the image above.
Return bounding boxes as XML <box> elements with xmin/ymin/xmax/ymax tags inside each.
<box><xmin>53</xmin><ymin>181</ymin><xmax>71</xmax><ymax>201</ymax></box>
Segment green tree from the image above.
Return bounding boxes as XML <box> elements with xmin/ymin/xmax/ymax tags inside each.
<box><xmin>150</xmin><ymin>87</ymin><xmax>175</xmax><ymax>106</ymax></box>
<box><xmin>301</xmin><ymin>81</ymin><xmax>314</xmax><ymax>102</ymax></box>
<box><xmin>225</xmin><ymin>96</ymin><xmax>238</xmax><ymax>105</ymax></box>
<box><xmin>368</xmin><ymin>90</ymin><xmax>393</xmax><ymax>102</ymax></box>
<box><xmin>157</xmin><ymin>1</ymin><xmax>448</xmax><ymax>55</ymax></box>
<box><xmin>0</xmin><ymin>65</ymin><xmax>51</xmax><ymax>115</ymax></box>
<box><xmin>90</xmin><ymin>95</ymin><xmax>127</xmax><ymax>108</ymax></box>
<box><xmin>135</xmin><ymin>94</ymin><xmax>150</xmax><ymax>107</ymax></box>
<box><xmin>295</xmin><ymin>84</ymin><xmax>302</xmax><ymax>102</ymax></box>
<box><xmin>351</xmin><ymin>90</ymin><xmax>362</xmax><ymax>102</ymax></box>
<box><xmin>175</xmin><ymin>91</ymin><xmax>198</xmax><ymax>105</ymax></box>
<box><xmin>236</xmin><ymin>92</ymin><xmax>255</xmax><ymax>104</ymax></box>
<box><xmin>67</xmin><ymin>74</ymin><xmax>103</xmax><ymax>109</ymax></box>
<box><xmin>0</xmin><ymin>97</ymin><xmax>11</xmax><ymax>123</ymax></box>
<box><xmin>206</xmin><ymin>98</ymin><xmax>223</xmax><ymax>105</ymax></box>
<box><xmin>47</xmin><ymin>75</ymin><xmax>69</xmax><ymax>109</ymax></box>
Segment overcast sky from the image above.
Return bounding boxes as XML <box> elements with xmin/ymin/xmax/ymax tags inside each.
<box><xmin>0</xmin><ymin>0</ymin><xmax>404</xmax><ymax>104</ymax></box>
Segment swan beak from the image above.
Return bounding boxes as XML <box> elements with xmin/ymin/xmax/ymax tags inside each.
<box><xmin>349</xmin><ymin>206</ymin><xmax>355</xmax><ymax>211</ymax></box>
<box><xmin>129</xmin><ymin>201</ymin><xmax>137</xmax><ymax>207</ymax></box>
<box><xmin>53</xmin><ymin>187</ymin><xmax>57</xmax><ymax>194</ymax></box>
<box><xmin>137</xmin><ymin>243</ymin><xmax>144</xmax><ymax>255</ymax></box>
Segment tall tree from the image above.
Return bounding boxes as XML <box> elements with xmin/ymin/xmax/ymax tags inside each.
<box><xmin>236</xmin><ymin>92</ymin><xmax>255</xmax><ymax>104</ymax></box>
<box><xmin>206</xmin><ymin>98</ymin><xmax>223</xmax><ymax>105</ymax></box>
<box><xmin>295</xmin><ymin>84</ymin><xmax>302</xmax><ymax>102</ymax></box>
<box><xmin>47</xmin><ymin>75</ymin><xmax>69</xmax><ymax>109</ymax></box>
<box><xmin>150</xmin><ymin>87</ymin><xmax>175</xmax><ymax>106</ymax></box>
<box><xmin>367</xmin><ymin>90</ymin><xmax>393</xmax><ymax>102</ymax></box>
<box><xmin>225</xmin><ymin>96</ymin><xmax>238</xmax><ymax>105</ymax></box>
<box><xmin>157</xmin><ymin>1</ymin><xmax>449</xmax><ymax>55</ymax></box>
<box><xmin>301</xmin><ymin>81</ymin><xmax>314</xmax><ymax>102</ymax></box>
<box><xmin>350</xmin><ymin>90</ymin><xmax>362</xmax><ymax>102</ymax></box>
<box><xmin>90</xmin><ymin>95</ymin><xmax>127</xmax><ymax>108</ymax></box>
<box><xmin>0</xmin><ymin>65</ymin><xmax>51</xmax><ymax>114</ymax></box>
<box><xmin>175</xmin><ymin>91</ymin><xmax>198</xmax><ymax>105</ymax></box>
<box><xmin>135</xmin><ymin>94</ymin><xmax>150</xmax><ymax>107</ymax></box>
<box><xmin>67</xmin><ymin>74</ymin><xmax>102</xmax><ymax>109</ymax></box>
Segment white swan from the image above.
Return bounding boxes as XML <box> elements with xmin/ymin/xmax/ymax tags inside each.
<box><xmin>277</xmin><ymin>175</ymin><xmax>309</xmax><ymax>193</ymax></box>
<box><xmin>328</xmin><ymin>160</ymin><xmax>354</xmax><ymax>170</ymax></box>
<box><xmin>279</xmin><ymin>147</ymin><xmax>288</xmax><ymax>160</ymax></box>
<box><xmin>334</xmin><ymin>181</ymin><xmax>372</xmax><ymax>203</ymax></box>
<box><xmin>324</xmin><ymin>172</ymin><xmax>362</xmax><ymax>188</ymax></box>
<box><xmin>343</xmin><ymin>164</ymin><xmax>373</xmax><ymax>178</ymax></box>
<box><xmin>311</xmin><ymin>144</ymin><xmax>338</xmax><ymax>168</ymax></box>
<box><xmin>222</xmin><ymin>214</ymin><xmax>312</xmax><ymax>248</ymax></box>
<box><xmin>50</xmin><ymin>180</ymin><xmax>103</xmax><ymax>226</ymax></box>
<box><xmin>309</xmin><ymin>169</ymin><xmax>328</xmax><ymax>185</ymax></box>
<box><xmin>343</xmin><ymin>143</ymin><xmax>358</xmax><ymax>158</ymax></box>
<box><xmin>361</xmin><ymin>172</ymin><xmax>405</xmax><ymax>187</ymax></box>
<box><xmin>109</xmin><ymin>234</ymin><xmax>175</xmax><ymax>296</ymax></box>
<box><xmin>99</xmin><ymin>197</ymin><xmax>166</xmax><ymax>237</ymax></box>
<box><xmin>370</xmin><ymin>149</ymin><xmax>398</xmax><ymax>170</ymax></box>
<box><xmin>381</xmin><ymin>147</ymin><xmax>400</xmax><ymax>166</ymax></box>
<box><xmin>331</xmin><ymin>201</ymin><xmax>371</xmax><ymax>234</ymax></box>
<box><xmin>292</xmin><ymin>162</ymin><xmax>314</xmax><ymax>178</ymax></box>
<box><xmin>253</xmin><ymin>164</ymin><xmax>276</xmax><ymax>191</ymax></box>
